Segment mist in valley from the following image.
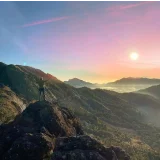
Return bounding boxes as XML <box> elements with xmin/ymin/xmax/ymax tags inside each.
<box><xmin>101</xmin><ymin>84</ymin><xmax>154</xmax><ymax>93</ymax></box>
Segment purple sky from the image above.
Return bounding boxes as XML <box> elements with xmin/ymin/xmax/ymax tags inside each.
<box><xmin>0</xmin><ymin>1</ymin><xmax>160</xmax><ymax>83</ymax></box>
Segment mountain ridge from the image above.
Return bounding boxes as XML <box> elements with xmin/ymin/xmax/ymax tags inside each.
<box><xmin>137</xmin><ymin>84</ymin><xmax>160</xmax><ymax>99</ymax></box>
<box><xmin>107</xmin><ymin>77</ymin><xmax>160</xmax><ymax>86</ymax></box>
<box><xmin>64</xmin><ymin>77</ymin><xmax>160</xmax><ymax>90</ymax></box>
<box><xmin>0</xmin><ymin>62</ymin><xmax>160</xmax><ymax>159</ymax></box>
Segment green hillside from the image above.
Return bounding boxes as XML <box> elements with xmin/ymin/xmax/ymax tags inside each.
<box><xmin>0</xmin><ymin>85</ymin><xmax>26</xmax><ymax>124</ymax></box>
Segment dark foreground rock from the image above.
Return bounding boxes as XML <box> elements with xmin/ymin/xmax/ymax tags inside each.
<box><xmin>0</xmin><ymin>101</ymin><xmax>83</xmax><ymax>160</ymax></box>
<box><xmin>14</xmin><ymin>101</ymin><xmax>84</xmax><ymax>136</ymax></box>
<box><xmin>0</xmin><ymin>101</ymin><xmax>130</xmax><ymax>160</ymax></box>
<box><xmin>2</xmin><ymin>133</ymin><xmax>54</xmax><ymax>160</ymax></box>
<box><xmin>52</xmin><ymin>135</ymin><xmax>130</xmax><ymax>160</ymax></box>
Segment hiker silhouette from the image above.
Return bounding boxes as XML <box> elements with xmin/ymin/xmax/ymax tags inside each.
<box><xmin>38</xmin><ymin>77</ymin><xmax>48</xmax><ymax>101</ymax></box>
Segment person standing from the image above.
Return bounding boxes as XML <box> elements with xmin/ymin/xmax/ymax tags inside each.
<box><xmin>38</xmin><ymin>77</ymin><xmax>48</xmax><ymax>101</ymax></box>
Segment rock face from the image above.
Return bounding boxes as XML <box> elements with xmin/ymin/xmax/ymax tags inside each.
<box><xmin>52</xmin><ymin>136</ymin><xmax>130</xmax><ymax>160</ymax></box>
<box><xmin>2</xmin><ymin>133</ymin><xmax>54</xmax><ymax>160</ymax></box>
<box><xmin>0</xmin><ymin>101</ymin><xmax>130</xmax><ymax>160</ymax></box>
<box><xmin>15</xmin><ymin>101</ymin><xmax>84</xmax><ymax>137</ymax></box>
<box><xmin>0</xmin><ymin>101</ymin><xmax>83</xmax><ymax>160</ymax></box>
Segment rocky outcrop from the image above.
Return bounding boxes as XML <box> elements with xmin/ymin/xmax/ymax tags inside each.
<box><xmin>14</xmin><ymin>101</ymin><xmax>84</xmax><ymax>136</ymax></box>
<box><xmin>52</xmin><ymin>135</ymin><xmax>130</xmax><ymax>160</ymax></box>
<box><xmin>0</xmin><ymin>101</ymin><xmax>130</xmax><ymax>160</ymax></box>
<box><xmin>0</xmin><ymin>101</ymin><xmax>84</xmax><ymax>160</ymax></box>
<box><xmin>2</xmin><ymin>133</ymin><xmax>54</xmax><ymax>160</ymax></box>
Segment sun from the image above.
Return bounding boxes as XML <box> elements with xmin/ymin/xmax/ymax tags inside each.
<box><xmin>130</xmin><ymin>52</ymin><xmax>139</xmax><ymax>61</ymax></box>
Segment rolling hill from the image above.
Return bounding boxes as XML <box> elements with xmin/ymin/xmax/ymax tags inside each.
<box><xmin>137</xmin><ymin>84</ymin><xmax>160</xmax><ymax>99</ymax></box>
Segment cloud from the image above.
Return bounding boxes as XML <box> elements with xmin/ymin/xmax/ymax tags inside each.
<box><xmin>108</xmin><ymin>1</ymin><xmax>152</xmax><ymax>12</ymax></box>
<box><xmin>119</xmin><ymin>1</ymin><xmax>152</xmax><ymax>10</ymax></box>
<box><xmin>20</xmin><ymin>16</ymin><xmax>70</xmax><ymax>28</ymax></box>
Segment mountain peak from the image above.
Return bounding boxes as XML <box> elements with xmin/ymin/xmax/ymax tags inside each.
<box><xmin>68</xmin><ymin>78</ymin><xmax>88</xmax><ymax>82</ymax></box>
<box><xmin>64</xmin><ymin>78</ymin><xmax>94</xmax><ymax>88</ymax></box>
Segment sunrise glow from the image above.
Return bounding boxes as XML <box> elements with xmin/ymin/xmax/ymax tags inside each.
<box><xmin>130</xmin><ymin>52</ymin><xmax>139</xmax><ymax>61</ymax></box>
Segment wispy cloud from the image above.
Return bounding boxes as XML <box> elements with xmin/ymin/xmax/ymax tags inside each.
<box><xmin>108</xmin><ymin>1</ymin><xmax>152</xmax><ymax>12</ymax></box>
<box><xmin>119</xmin><ymin>1</ymin><xmax>152</xmax><ymax>10</ymax></box>
<box><xmin>20</xmin><ymin>16</ymin><xmax>70</xmax><ymax>28</ymax></box>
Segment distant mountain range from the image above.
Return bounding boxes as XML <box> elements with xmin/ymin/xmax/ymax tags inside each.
<box><xmin>107</xmin><ymin>77</ymin><xmax>160</xmax><ymax>86</ymax></box>
<box><xmin>0</xmin><ymin>62</ymin><xmax>160</xmax><ymax>159</ymax></box>
<box><xmin>64</xmin><ymin>78</ymin><xmax>100</xmax><ymax>88</ymax></box>
<box><xmin>64</xmin><ymin>77</ymin><xmax>160</xmax><ymax>91</ymax></box>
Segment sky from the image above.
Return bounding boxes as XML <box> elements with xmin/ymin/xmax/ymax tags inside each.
<box><xmin>0</xmin><ymin>1</ymin><xmax>160</xmax><ymax>83</ymax></box>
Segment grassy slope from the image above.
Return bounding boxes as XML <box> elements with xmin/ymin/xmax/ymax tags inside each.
<box><xmin>59</xmin><ymin>88</ymin><xmax>160</xmax><ymax>159</ymax></box>
<box><xmin>0</xmin><ymin>86</ymin><xmax>25</xmax><ymax>124</ymax></box>
<box><xmin>137</xmin><ymin>84</ymin><xmax>160</xmax><ymax>99</ymax></box>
